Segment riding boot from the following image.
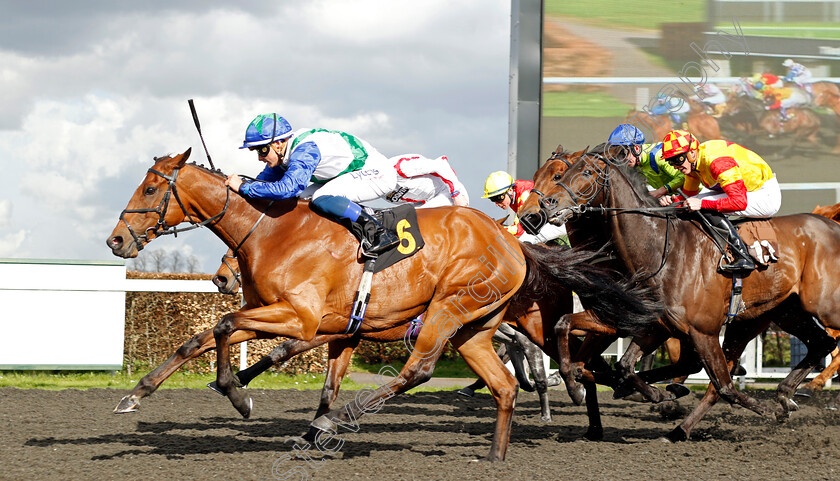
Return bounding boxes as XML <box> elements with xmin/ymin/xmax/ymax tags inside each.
<box><xmin>310</xmin><ymin>195</ymin><xmax>399</xmax><ymax>256</ymax></box>
<box><xmin>703</xmin><ymin>212</ymin><xmax>756</xmax><ymax>273</ymax></box>
<box><xmin>356</xmin><ymin>210</ymin><xmax>399</xmax><ymax>255</ymax></box>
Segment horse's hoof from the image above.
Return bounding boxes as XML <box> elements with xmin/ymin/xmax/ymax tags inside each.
<box><xmin>665</xmin><ymin>426</ymin><xmax>688</xmax><ymax>443</ymax></box>
<box><xmin>206</xmin><ymin>381</ymin><xmax>225</xmax><ymax>396</ymax></box>
<box><xmin>233</xmin><ymin>396</ymin><xmax>253</xmax><ymax>419</ymax></box>
<box><xmin>546</xmin><ymin>372</ymin><xmax>563</xmax><ymax>388</ymax></box>
<box><xmin>539</xmin><ymin>414</ymin><xmax>552</xmax><ymax>423</ymax></box>
<box><xmin>114</xmin><ymin>396</ymin><xmax>139</xmax><ymax>414</ymax></box>
<box><xmin>456</xmin><ymin>388</ymin><xmax>475</xmax><ymax>397</ymax></box>
<box><xmin>825</xmin><ymin>403</ymin><xmax>839</xmax><ymax>411</ymax></box>
<box><xmin>568</xmin><ymin>384</ymin><xmax>586</xmax><ymax>406</ymax></box>
<box><xmin>783</xmin><ymin>397</ymin><xmax>800</xmax><ymax>412</ymax></box>
<box><xmin>732</xmin><ymin>364</ymin><xmax>747</xmax><ymax>376</ymax></box>
<box><xmin>794</xmin><ymin>387</ymin><xmax>814</xmax><ymax>398</ymax></box>
<box><xmin>584</xmin><ymin>427</ymin><xmax>603</xmax><ymax>441</ymax></box>
<box><xmin>666</xmin><ymin>383</ymin><xmax>691</xmax><ymax>399</ymax></box>
<box><xmin>284</xmin><ymin>435</ymin><xmax>308</xmax><ymax>446</ymax></box>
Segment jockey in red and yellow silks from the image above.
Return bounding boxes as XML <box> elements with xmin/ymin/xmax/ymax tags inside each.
<box><xmin>660</xmin><ymin>131</ymin><xmax>782</xmax><ymax>273</ymax></box>
<box><xmin>679</xmin><ymin>140</ymin><xmax>776</xmax><ymax>214</ymax></box>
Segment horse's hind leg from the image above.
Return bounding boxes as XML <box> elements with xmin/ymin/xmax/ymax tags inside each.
<box><xmin>449</xmin><ymin>322</ymin><xmax>518</xmax><ymax>461</ymax></box>
<box><xmin>299</xmin><ymin>337</ymin><xmax>361</xmax><ymax>442</ymax></box>
<box><xmin>514</xmin><ymin>329</ymin><xmax>551</xmax><ymax>421</ymax></box>
<box><xmin>774</xmin><ymin>314</ymin><xmax>838</xmax><ymax>418</ymax></box>
<box><xmin>797</xmin><ymin>344</ymin><xmax>840</xmax><ymax>398</ymax></box>
<box><xmin>114</xmin><ymin>328</ymin><xmax>256</xmax><ymax>413</ymax></box>
<box><xmin>667</xmin><ymin>318</ymin><xmax>771</xmax><ymax>441</ymax></box>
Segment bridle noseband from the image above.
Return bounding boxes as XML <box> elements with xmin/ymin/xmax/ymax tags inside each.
<box><xmin>119</xmin><ymin>166</ymin><xmax>230</xmax><ymax>252</ymax></box>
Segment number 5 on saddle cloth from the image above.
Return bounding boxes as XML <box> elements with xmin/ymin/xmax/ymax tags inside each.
<box><xmin>346</xmin><ymin>204</ymin><xmax>425</xmax><ymax>334</ymax></box>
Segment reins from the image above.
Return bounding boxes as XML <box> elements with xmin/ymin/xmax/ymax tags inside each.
<box><xmin>543</xmin><ymin>150</ymin><xmax>690</xmax><ymax>283</ymax></box>
<box><xmin>119</xmin><ymin>166</ymin><xmax>231</xmax><ymax>252</ymax></box>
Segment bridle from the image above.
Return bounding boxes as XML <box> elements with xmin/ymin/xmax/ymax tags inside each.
<box><xmin>531</xmin><ymin>151</ymin><xmax>687</xmax><ymax>282</ymax></box>
<box><xmin>119</xmin><ymin>165</ymin><xmax>230</xmax><ymax>252</ymax></box>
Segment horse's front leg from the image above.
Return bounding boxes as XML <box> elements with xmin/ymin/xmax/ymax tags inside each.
<box><xmin>299</xmin><ymin>336</ymin><xmax>361</xmax><ymax>442</ymax></box>
<box><xmin>214</xmin><ymin>301</ymin><xmax>321</xmax><ymax>418</ymax></box>
<box><xmin>114</xmin><ymin>328</ymin><xmax>255</xmax><ymax>413</ymax></box>
<box><xmin>555</xmin><ymin>310</ymin><xmax>617</xmax><ymax>406</ymax></box>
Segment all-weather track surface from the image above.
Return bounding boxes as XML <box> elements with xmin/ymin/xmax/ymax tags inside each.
<box><xmin>2</xmin><ymin>387</ymin><xmax>839</xmax><ymax>480</ymax></box>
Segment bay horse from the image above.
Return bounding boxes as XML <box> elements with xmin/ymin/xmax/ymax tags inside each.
<box><xmin>107</xmin><ymin>149</ymin><xmax>660</xmax><ymax>459</ymax></box>
<box><xmin>794</xmin><ymin>202</ymin><xmax>840</xmax><ymax>404</ymax></box>
<box><xmin>519</xmin><ymin>144</ymin><xmax>840</xmax><ymax>441</ymax></box>
<box><xmin>524</xmin><ymin>145</ymin><xmax>698</xmax><ymax>406</ymax></box>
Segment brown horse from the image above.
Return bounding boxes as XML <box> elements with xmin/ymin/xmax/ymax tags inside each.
<box><xmin>721</xmin><ymin>94</ymin><xmax>826</xmax><ymax>155</ymax></box>
<box><xmin>107</xmin><ymin>149</ymin><xmax>659</xmax><ymax>459</ymax></box>
<box><xmin>526</xmin><ymin>145</ymin><xmax>698</xmax><ymax>405</ymax></box>
<box><xmin>626</xmin><ymin>98</ymin><xmax>722</xmax><ymax>144</ymax></box>
<box><xmin>211</xmin><ymin>251</ymin><xmax>559</xmax><ymax>423</ymax></box>
<box><xmin>794</xmin><ymin>202</ymin><xmax>840</xmax><ymax>403</ymax></box>
<box><xmin>519</xmin><ymin>144</ymin><xmax>840</xmax><ymax>441</ymax></box>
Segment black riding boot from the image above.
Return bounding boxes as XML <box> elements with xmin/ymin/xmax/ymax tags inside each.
<box><xmin>310</xmin><ymin>195</ymin><xmax>400</xmax><ymax>256</ymax></box>
<box><xmin>356</xmin><ymin>211</ymin><xmax>399</xmax><ymax>255</ymax></box>
<box><xmin>704</xmin><ymin>213</ymin><xmax>756</xmax><ymax>273</ymax></box>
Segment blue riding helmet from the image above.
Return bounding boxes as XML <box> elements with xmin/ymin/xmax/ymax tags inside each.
<box><xmin>240</xmin><ymin>113</ymin><xmax>293</xmax><ymax>149</ymax></box>
<box><xmin>608</xmin><ymin>124</ymin><xmax>646</xmax><ymax>146</ymax></box>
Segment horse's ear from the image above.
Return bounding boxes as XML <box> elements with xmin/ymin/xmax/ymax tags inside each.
<box><xmin>178</xmin><ymin>147</ymin><xmax>192</xmax><ymax>166</ymax></box>
<box><xmin>554</xmin><ymin>143</ymin><xmax>564</xmax><ymax>153</ymax></box>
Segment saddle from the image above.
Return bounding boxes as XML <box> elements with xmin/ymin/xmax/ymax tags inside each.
<box><xmin>734</xmin><ymin>218</ymin><xmax>779</xmax><ymax>266</ymax></box>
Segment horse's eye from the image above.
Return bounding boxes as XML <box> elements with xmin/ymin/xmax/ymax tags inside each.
<box><xmin>552</xmin><ymin>173</ymin><xmax>562</xmax><ymax>182</ymax></box>
<box><xmin>144</xmin><ymin>186</ymin><xmax>157</xmax><ymax>196</ymax></box>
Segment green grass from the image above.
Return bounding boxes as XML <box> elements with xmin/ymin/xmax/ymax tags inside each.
<box><xmin>350</xmin><ymin>357</ymin><xmax>474</xmax><ymax>378</ymax></box>
<box><xmin>721</xmin><ymin>23</ymin><xmax>840</xmax><ymax>40</ymax></box>
<box><xmin>543</xmin><ymin>91</ymin><xmax>632</xmax><ymax>117</ymax></box>
<box><xmin>0</xmin><ymin>370</ymin><xmax>342</xmax><ymax>391</ymax></box>
<box><xmin>545</xmin><ymin>0</ymin><xmax>705</xmax><ymax>31</ymax></box>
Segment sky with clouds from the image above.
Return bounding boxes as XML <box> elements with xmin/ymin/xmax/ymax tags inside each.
<box><xmin>0</xmin><ymin>0</ymin><xmax>511</xmax><ymax>272</ymax></box>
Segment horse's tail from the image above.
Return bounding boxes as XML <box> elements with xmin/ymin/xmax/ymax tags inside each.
<box><xmin>516</xmin><ymin>242</ymin><xmax>663</xmax><ymax>338</ymax></box>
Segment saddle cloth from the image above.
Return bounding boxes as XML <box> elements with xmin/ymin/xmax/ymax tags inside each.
<box><xmin>365</xmin><ymin>204</ymin><xmax>425</xmax><ymax>273</ymax></box>
<box><xmin>737</xmin><ymin>219</ymin><xmax>779</xmax><ymax>266</ymax></box>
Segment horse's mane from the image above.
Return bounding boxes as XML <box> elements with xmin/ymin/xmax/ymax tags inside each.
<box><xmin>153</xmin><ymin>153</ymin><xmax>227</xmax><ymax>178</ymax></box>
<box><xmin>583</xmin><ymin>144</ymin><xmax>660</xmax><ymax>208</ymax></box>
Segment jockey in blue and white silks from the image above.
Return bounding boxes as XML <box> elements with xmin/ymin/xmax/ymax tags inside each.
<box><xmin>225</xmin><ymin>113</ymin><xmax>400</xmax><ymax>255</ymax></box>
<box><xmin>783</xmin><ymin>59</ymin><xmax>813</xmax><ymax>94</ymax></box>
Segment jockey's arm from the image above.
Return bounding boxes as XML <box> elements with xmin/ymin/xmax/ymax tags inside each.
<box><xmin>703</xmin><ymin>178</ymin><xmax>747</xmax><ymax>213</ymax></box>
<box><xmin>241</xmin><ymin>142</ymin><xmax>320</xmax><ymax>200</ymax></box>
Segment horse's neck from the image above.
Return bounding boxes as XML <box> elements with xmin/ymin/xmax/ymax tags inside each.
<box><xmin>179</xmin><ymin>166</ymin><xmax>303</xmax><ymax>252</ymax></box>
<box><xmin>602</xmin><ymin>174</ymin><xmax>675</xmax><ymax>271</ymax></box>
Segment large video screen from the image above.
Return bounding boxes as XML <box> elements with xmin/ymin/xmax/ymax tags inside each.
<box><xmin>541</xmin><ymin>0</ymin><xmax>840</xmax><ymax>214</ymax></box>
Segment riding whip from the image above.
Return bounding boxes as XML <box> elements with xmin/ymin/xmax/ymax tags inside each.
<box><xmin>187</xmin><ymin>99</ymin><xmax>216</xmax><ymax>171</ymax></box>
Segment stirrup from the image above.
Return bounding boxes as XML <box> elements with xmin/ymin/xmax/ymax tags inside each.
<box><xmin>718</xmin><ymin>254</ymin><xmax>756</xmax><ymax>273</ymax></box>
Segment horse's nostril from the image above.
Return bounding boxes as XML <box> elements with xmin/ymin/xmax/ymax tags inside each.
<box><xmin>108</xmin><ymin>236</ymin><xmax>123</xmax><ymax>248</ymax></box>
<box><xmin>212</xmin><ymin>276</ymin><xmax>226</xmax><ymax>287</ymax></box>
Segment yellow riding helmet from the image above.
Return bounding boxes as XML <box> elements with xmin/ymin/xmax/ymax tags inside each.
<box><xmin>483</xmin><ymin>171</ymin><xmax>515</xmax><ymax>198</ymax></box>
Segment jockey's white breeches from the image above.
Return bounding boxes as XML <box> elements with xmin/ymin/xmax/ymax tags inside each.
<box><xmin>693</xmin><ymin>176</ymin><xmax>782</xmax><ymax>217</ymax></box>
<box><xmin>309</xmin><ymin>152</ymin><xmax>398</xmax><ymax>204</ymax></box>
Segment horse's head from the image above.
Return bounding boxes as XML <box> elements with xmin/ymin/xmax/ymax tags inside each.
<box><xmin>212</xmin><ymin>249</ymin><xmax>240</xmax><ymax>295</ymax></box>
<box><xmin>812</xmin><ymin>203</ymin><xmax>840</xmax><ymax>224</ymax></box>
<box><xmin>520</xmin><ymin>144</ymin><xmax>621</xmax><ymax>235</ymax></box>
<box><xmin>106</xmin><ymin>148</ymin><xmax>195</xmax><ymax>258</ymax></box>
